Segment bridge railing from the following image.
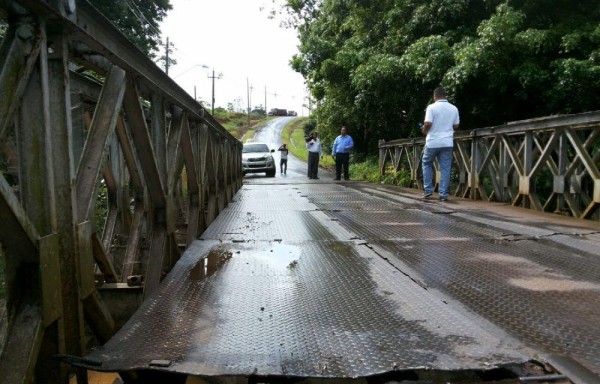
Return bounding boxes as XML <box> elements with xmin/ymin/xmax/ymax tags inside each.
<box><xmin>0</xmin><ymin>0</ymin><xmax>242</xmax><ymax>381</ymax></box>
<box><xmin>379</xmin><ymin>111</ymin><xmax>600</xmax><ymax>221</ymax></box>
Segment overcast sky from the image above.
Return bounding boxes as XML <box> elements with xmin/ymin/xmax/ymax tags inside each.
<box><xmin>160</xmin><ymin>0</ymin><xmax>308</xmax><ymax>115</ymax></box>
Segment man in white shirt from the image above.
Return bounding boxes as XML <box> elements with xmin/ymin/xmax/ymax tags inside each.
<box><xmin>306</xmin><ymin>132</ymin><xmax>322</xmax><ymax>179</ymax></box>
<box><xmin>421</xmin><ymin>87</ymin><xmax>460</xmax><ymax>201</ymax></box>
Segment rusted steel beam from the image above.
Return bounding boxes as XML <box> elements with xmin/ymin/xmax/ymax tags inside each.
<box><xmin>380</xmin><ymin>111</ymin><xmax>600</xmax><ymax>148</ymax></box>
<box><xmin>151</xmin><ymin>93</ymin><xmax>168</xmax><ymax>194</ymax></box>
<box><xmin>115</xmin><ymin>116</ymin><xmax>144</xmax><ymax>194</ymax></box>
<box><xmin>123</xmin><ymin>75</ymin><xmax>166</xmax><ymax>209</ymax></box>
<box><xmin>121</xmin><ymin>205</ymin><xmax>144</xmax><ymax>282</ymax></box>
<box><xmin>0</xmin><ymin>173</ymin><xmax>39</xmax><ymax>264</ymax></box>
<box><xmin>143</xmin><ymin>227</ymin><xmax>168</xmax><ymax>297</ymax></box>
<box><xmin>0</xmin><ymin>301</ymin><xmax>44</xmax><ymax>384</ymax></box>
<box><xmin>181</xmin><ymin>116</ymin><xmax>199</xmax><ymax>194</ymax></box>
<box><xmin>75</xmin><ymin>65</ymin><xmax>126</xmax><ymax>223</ymax></box>
<box><xmin>82</xmin><ymin>290</ymin><xmax>116</xmax><ymax>344</ymax></box>
<box><xmin>0</xmin><ymin>24</ymin><xmax>42</xmax><ymax>141</ymax></box>
<box><xmin>101</xmin><ymin>207</ymin><xmax>118</xmax><ymax>255</ymax></box>
<box><xmin>40</xmin><ymin>234</ymin><xmax>62</xmax><ymax>326</ymax></box>
<box><xmin>92</xmin><ymin>233</ymin><xmax>118</xmax><ymax>283</ymax></box>
<box><xmin>45</xmin><ymin>30</ymin><xmax>86</xmax><ymax>375</ymax></box>
<box><xmin>166</xmin><ymin>109</ymin><xmax>184</xmax><ymax>195</ymax></box>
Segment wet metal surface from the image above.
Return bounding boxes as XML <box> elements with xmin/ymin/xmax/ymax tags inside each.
<box><xmin>78</xmin><ymin>182</ymin><xmax>537</xmax><ymax>378</ymax></box>
<box><xmin>300</xmin><ymin>184</ymin><xmax>600</xmax><ymax>375</ymax></box>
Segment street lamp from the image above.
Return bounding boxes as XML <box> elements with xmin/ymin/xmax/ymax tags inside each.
<box><xmin>171</xmin><ymin>63</ymin><xmax>209</xmax><ymax>79</ymax></box>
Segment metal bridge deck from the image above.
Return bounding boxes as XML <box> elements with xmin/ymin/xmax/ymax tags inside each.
<box><xmin>77</xmin><ymin>179</ymin><xmax>600</xmax><ymax>381</ymax></box>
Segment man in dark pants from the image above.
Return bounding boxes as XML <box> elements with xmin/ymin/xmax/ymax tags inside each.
<box><xmin>332</xmin><ymin>126</ymin><xmax>354</xmax><ymax>180</ymax></box>
<box><xmin>306</xmin><ymin>132</ymin><xmax>322</xmax><ymax>179</ymax></box>
<box><xmin>278</xmin><ymin>143</ymin><xmax>289</xmax><ymax>174</ymax></box>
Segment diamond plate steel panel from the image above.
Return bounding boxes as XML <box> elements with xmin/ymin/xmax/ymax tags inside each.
<box><xmin>325</xmin><ymin>210</ymin><xmax>506</xmax><ymax>241</ymax></box>
<box><xmin>296</xmin><ymin>185</ymin><xmax>600</xmax><ymax>375</ymax></box>
<box><xmin>377</xmin><ymin>237</ymin><xmax>600</xmax><ymax>374</ymax></box>
<box><xmin>80</xmin><ymin>239</ymin><xmax>529</xmax><ymax>377</ymax></box>
<box><xmin>75</xmin><ymin>178</ymin><xmax>600</xmax><ymax>379</ymax></box>
<box><xmin>200</xmin><ymin>211</ymin><xmax>336</xmax><ymax>242</ymax></box>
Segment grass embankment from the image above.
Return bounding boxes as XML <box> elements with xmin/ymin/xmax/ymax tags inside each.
<box><xmin>212</xmin><ymin>110</ymin><xmax>269</xmax><ymax>141</ymax></box>
<box><xmin>278</xmin><ymin>118</ymin><xmax>382</xmax><ymax>181</ymax></box>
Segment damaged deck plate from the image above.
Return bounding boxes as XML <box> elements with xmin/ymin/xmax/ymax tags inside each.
<box><xmin>78</xmin><ymin>184</ymin><xmax>533</xmax><ymax>378</ymax></box>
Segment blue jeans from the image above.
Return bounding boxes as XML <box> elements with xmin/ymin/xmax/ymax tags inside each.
<box><xmin>422</xmin><ymin>146</ymin><xmax>453</xmax><ymax>197</ymax></box>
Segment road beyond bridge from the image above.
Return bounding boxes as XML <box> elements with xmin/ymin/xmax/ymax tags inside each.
<box><xmin>70</xmin><ymin>122</ymin><xmax>600</xmax><ymax>384</ymax></box>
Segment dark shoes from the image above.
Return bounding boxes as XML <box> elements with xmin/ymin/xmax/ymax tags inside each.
<box><xmin>439</xmin><ymin>196</ymin><xmax>448</xmax><ymax>202</ymax></box>
<box><xmin>421</xmin><ymin>192</ymin><xmax>433</xmax><ymax>199</ymax></box>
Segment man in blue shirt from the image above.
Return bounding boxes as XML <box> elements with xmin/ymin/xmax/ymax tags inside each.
<box><xmin>332</xmin><ymin>126</ymin><xmax>354</xmax><ymax>180</ymax></box>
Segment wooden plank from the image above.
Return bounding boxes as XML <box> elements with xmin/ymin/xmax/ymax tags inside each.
<box><xmin>75</xmin><ymin>65</ymin><xmax>126</xmax><ymax>222</ymax></box>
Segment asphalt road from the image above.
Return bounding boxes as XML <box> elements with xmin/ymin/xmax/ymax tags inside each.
<box><xmin>246</xmin><ymin>117</ymin><xmax>333</xmax><ymax>181</ymax></box>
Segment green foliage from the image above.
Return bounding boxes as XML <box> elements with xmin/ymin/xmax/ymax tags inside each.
<box><xmin>88</xmin><ymin>0</ymin><xmax>172</xmax><ymax>57</ymax></box>
<box><xmin>95</xmin><ymin>180</ymin><xmax>108</xmax><ymax>234</ymax></box>
<box><xmin>285</xmin><ymin>0</ymin><xmax>600</xmax><ymax>154</ymax></box>
<box><xmin>349</xmin><ymin>156</ymin><xmax>380</xmax><ymax>183</ymax></box>
<box><xmin>381</xmin><ymin>167</ymin><xmax>412</xmax><ymax>187</ymax></box>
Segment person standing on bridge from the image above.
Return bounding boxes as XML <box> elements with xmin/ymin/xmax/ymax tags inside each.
<box><xmin>332</xmin><ymin>126</ymin><xmax>354</xmax><ymax>180</ymax></box>
<box><xmin>278</xmin><ymin>143</ymin><xmax>289</xmax><ymax>175</ymax></box>
<box><xmin>306</xmin><ymin>131</ymin><xmax>322</xmax><ymax>179</ymax></box>
<box><xmin>421</xmin><ymin>87</ymin><xmax>460</xmax><ymax>202</ymax></box>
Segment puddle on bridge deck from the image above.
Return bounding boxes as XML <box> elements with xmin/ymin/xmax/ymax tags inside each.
<box><xmin>190</xmin><ymin>249</ymin><xmax>233</xmax><ymax>280</ymax></box>
<box><xmin>267</xmin><ymin>242</ymin><xmax>302</xmax><ymax>268</ymax></box>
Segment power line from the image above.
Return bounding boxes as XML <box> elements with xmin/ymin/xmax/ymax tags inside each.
<box><xmin>124</xmin><ymin>0</ymin><xmax>162</xmax><ymax>37</ymax></box>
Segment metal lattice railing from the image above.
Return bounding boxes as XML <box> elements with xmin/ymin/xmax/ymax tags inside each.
<box><xmin>0</xmin><ymin>1</ymin><xmax>242</xmax><ymax>381</ymax></box>
<box><xmin>379</xmin><ymin>111</ymin><xmax>600</xmax><ymax>220</ymax></box>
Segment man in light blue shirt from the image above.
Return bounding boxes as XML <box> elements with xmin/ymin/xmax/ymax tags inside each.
<box><xmin>332</xmin><ymin>126</ymin><xmax>354</xmax><ymax>180</ymax></box>
<box><xmin>421</xmin><ymin>87</ymin><xmax>460</xmax><ymax>201</ymax></box>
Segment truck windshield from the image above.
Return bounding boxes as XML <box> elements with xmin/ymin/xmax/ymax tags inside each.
<box><xmin>243</xmin><ymin>144</ymin><xmax>269</xmax><ymax>153</ymax></box>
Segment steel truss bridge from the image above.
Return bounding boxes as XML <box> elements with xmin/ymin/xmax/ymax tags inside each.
<box><xmin>0</xmin><ymin>1</ymin><xmax>241</xmax><ymax>382</ymax></box>
<box><xmin>379</xmin><ymin>111</ymin><xmax>600</xmax><ymax>220</ymax></box>
<box><xmin>1</xmin><ymin>1</ymin><xmax>600</xmax><ymax>384</ymax></box>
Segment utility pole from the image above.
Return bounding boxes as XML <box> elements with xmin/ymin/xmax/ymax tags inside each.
<box><xmin>264</xmin><ymin>86</ymin><xmax>267</xmax><ymax>115</ymax></box>
<box><xmin>247</xmin><ymin>78</ymin><xmax>251</xmax><ymax>129</ymax></box>
<box><xmin>208</xmin><ymin>69</ymin><xmax>221</xmax><ymax>115</ymax></box>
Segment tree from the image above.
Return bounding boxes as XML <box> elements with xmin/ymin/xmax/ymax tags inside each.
<box><xmin>285</xmin><ymin>0</ymin><xmax>600</xmax><ymax>154</ymax></box>
<box><xmin>88</xmin><ymin>0</ymin><xmax>172</xmax><ymax>58</ymax></box>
